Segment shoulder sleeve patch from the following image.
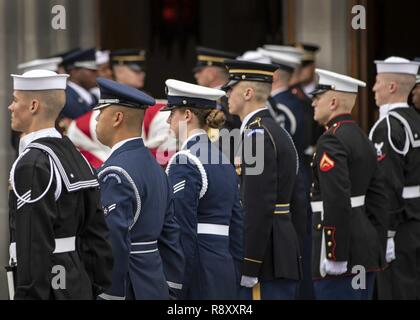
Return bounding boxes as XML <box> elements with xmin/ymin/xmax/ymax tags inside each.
<box><xmin>320</xmin><ymin>152</ymin><xmax>335</xmax><ymax>172</ymax></box>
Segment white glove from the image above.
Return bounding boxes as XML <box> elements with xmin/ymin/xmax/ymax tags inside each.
<box><xmin>321</xmin><ymin>259</ymin><xmax>348</xmax><ymax>276</ymax></box>
<box><xmin>240</xmin><ymin>276</ymin><xmax>259</xmax><ymax>288</ymax></box>
<box><xmin>386</xmin><ymin>237</ymin><xmax>396</xmax><ymax>263</ymax></box>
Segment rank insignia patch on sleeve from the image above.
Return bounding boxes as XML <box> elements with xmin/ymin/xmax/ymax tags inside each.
<box><xmin>320</xmin><ymin>152</ymin><xmax>335</xmax><ymax>172</ymax></box>
<box><xmin>374</xmin><ymin>142</ymin><xmax>386</xmax><ymax>161</ymax></box>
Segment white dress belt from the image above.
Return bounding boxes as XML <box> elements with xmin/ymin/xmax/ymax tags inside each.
<box><xmin>402</xmin><ymin>186</ymin><xmax>420</xmax><ymax>199</ymax></box>
<box><xmin>311</xmin><ymin>195</ymin><xmax>366</xmax><ymax>213</ymax></box>
<box><xmin>9</xmin><ymin>236</ymin><xmax>76</xmax><ymax>264</ymax></box>
<box><xmin>197</xmin><ymin>223</ymin><xmax>229</xmax><ymax>236</ymax></box>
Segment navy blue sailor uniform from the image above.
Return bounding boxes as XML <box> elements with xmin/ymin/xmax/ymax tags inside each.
<box><xmin>94</xmin><ymin>78</ymin><xmax>185</xmax><ymax>300</ymax></box>
<box><xmin>8</xmin><ymin>70</ymin><xmax>113</xmax><ymax>300</ymax></box>
<box><xmin>8</xmin><ymin>136</ymin><xmax>113</xmax><ymax>299</ymax></box>
<box><xmin>166</xmin><ymin>133</ymin><xmax>244</xmax><ymax>300</ymax></box>
<box><xmin>369</xmin><ymin>57</ymin><xmax>420</xmax><ymax>300</ymax></box>
<box><xmin>370</xmin><ymin>105</ymin><xmax>420</xmax><ymax>300</ymax></box>
<box><xmin>267</xmin><ymin>91</ymin><xmax>305</xmax><ymax>156</ymax></box>
<box><xmin>163</xmin><ymin>78</ymin><xmax>244</xmax><ymax>300</ymax></box>
<box><xmin>309</xmin><ymin>69</ymin><xmax>388</xmax><ymax>300</ymax></box>
<box><xmin>257</xmin><ymin>47</ymin><xmax>307</xmax><ymax>159</ymax></box>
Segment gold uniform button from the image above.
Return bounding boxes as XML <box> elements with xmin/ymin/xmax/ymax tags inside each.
<box><xmin>328</xmin><ymin>242</ymin><xmax>333</xmax><ymax>247</ymax></box>
<box><xmin>328</xmin><ymin>253</ymin><xmax>333</xmax><ymax>258</ymax></box>
<box><xmin>317</xmin><ymin>224</ymin><xmax>322</xmax><ymax>230</ymax></box>
<box><xmin>327</xmin><ymin>230</ymin><xmax>332</xmax><ymax>236</ymax></box>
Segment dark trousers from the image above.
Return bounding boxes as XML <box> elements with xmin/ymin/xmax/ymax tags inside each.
<box><xmin>376</xmin><ymin>220</ymin><xmax>420</xmax><ymax>300</ymax></box>
<box><xmin>297</xmin><ymin>219</ymin><xmax>315</xmax><ymax>300</ymax></box>
<box><xmin>239</xmin><ymin>279</ymin><xmax>299</xmax><ymax>300</ymax></box>
<box><xmin>314</xmin><ymin>273</ymin><xmax>376</xmax><ymax>300</ymax></box>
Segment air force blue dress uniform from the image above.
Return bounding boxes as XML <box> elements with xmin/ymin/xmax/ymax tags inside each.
<box><xmin>95</xmin><ymin>78</ymin><xmax>185</xmax><ymax>300</ymax></box>
<box><xmin>163</xmin><ymin>80</ymin><xmax>244</xmax><ymax>300</ymax></box>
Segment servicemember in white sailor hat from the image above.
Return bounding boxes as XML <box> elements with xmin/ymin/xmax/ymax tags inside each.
<box><xmin>258</xmin><ymin>48</ymin><xmax>306</xmax><ymax>158</ymax></box>
<box><xmin>310</xmin><ymin>69</ymin><xmax>388</xmax><ymax>300</ymax></box>
<box><xmin>18</xmin><ymin>57</ymin><xmax>63</xmax><ymax>74</ymax></box>
<box><xmin>7</xmin><ymin>70</ymin><xmax>113</xmax><ymax>300</ymax></box>
<box><xmin>10</xmin><ymin>58</ymin><xmax>64</xmax><ymax>156</ymax></box>
<box><xmin>237</xmin><ymin>50</ymin><xmax>272</xmax><ymax>64</ymax></box>
<box><xmin>163</xmin><ymin>79</ymin><xmax>244</xmax><ymax>300</ymax></box>
<box><xmin>263</xmin><ymin>45</ymin><xmax>324</xmax><ymax>190</ymax></box>
<box><xmin>369</xmin><ymin>57</ymin><xmax>420</xmax><ymax>300</ymax></box>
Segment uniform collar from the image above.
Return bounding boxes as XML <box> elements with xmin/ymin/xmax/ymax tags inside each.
<box><xmin>271</xmin><ymin>87</ymin><xmax>288</xmax><ymax>97</ymax></box>
<box><xmin>19</xmin><ymin>127</ymin><xmax>62</xmax><ymax>155</ymax></box>
<box><xmin>379</xmin><ymin>102</ymin><xmax>409</xmax><ymax>119</ymax></box>
<box><xmin>181</xmin><ymin>131</ymin><xmax>208</xmax><ymax>151</ymax></box>
<box><xmin>240</xmin><ymin>107</ymin><xmax>268</xmax><ymax>134</ymax></box>
<box><xmin>68</xmin><ymin>81</ymin><xmax>94</xmax><ymax>105</ymax></box>
<box><xmin>325</xmin><ymin>113</ymin><xmax>354</xmax><ymax>131</ymax></box>
<box><xmin>109</xmin><ymin>137</ymin><xmax>142</xmax><ymax>157</ymax></box>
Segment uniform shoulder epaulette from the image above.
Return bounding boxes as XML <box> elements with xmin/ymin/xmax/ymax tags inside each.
<box><xmin>244</xmin><ymin>117</ymin><xmax>266</xmax><ymax>137</ymax></box>
<box><xmin>246</xmin><ymin>117</ymin><xmax>262</xmax><ymax>129</ymax></box>
<box><xmin>324</xmin><ymin>120</ymin><xmax>355</xmax><ymax>136</ymax></box>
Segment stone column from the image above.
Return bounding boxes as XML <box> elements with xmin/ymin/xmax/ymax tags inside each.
<box><xmin>294</xmin><ymin>0</ymin><xmax>349</xmax><ymax>73</ymax></box>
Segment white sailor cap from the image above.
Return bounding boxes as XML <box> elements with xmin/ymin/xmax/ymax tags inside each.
<box><xmin>11</xmin><ymin>70</ymin><xmax>69</xmax><ymax>91</ymax></box>
<box><xmin>375</xmin><ymin>57</ymin><xmax>420</xmax><ymax>75</ymax></box>
<box><xmin>237</xmin><ymin>50</ymin><xmax>271</xmax><ymax>64</ymax></box>
<box><xmin>311</xmin><ymin>69</ymin><xmax>366</xmax><ymax>96</ymax></box>
<box><xmin>257</xmin><ymin>48</ymin><xmax>301</xmax><ymax>72</ymax></box>
<box><xmin>263</xmin><ymin>45</ymin><xmax>304</xmax><ymax>60</ymax></box>
<box><xmin>96</xmin><ymin>50</ymin><xmax>110</xmax><ymax>66</ymax></box>
<box><xmin>163</xmin><ymin>79</ymin><xmax>225</xmax><ymax>111</ymax></box>
<box><xmin>18</xmin><ymin>57</ymin><xmax>62</xmax><ymax>73</ymax></box>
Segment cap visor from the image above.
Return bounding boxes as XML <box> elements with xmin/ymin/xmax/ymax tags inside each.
<box><xmin>160</xmin><ymin>104</ymin><xmax>177</xmax><ymax>112</ymax></box>
<box><xmin>222</xmin><ymin>79</ymin><xmax>239</xmax><ymax>91</ymax></box>
<box><xmin>309</xmin><ymin>88</ymin><xmax>328</xmax><ymax>97</ymax></box>
<box><xmin>127</xmin><ymin>64</ymin><xmax>144</xmax><ymax>72</ymax></box>
<box><xmin>93</xmin><ymin>103</ymin><xmax>111</xmax><ymax>110</ymax></box>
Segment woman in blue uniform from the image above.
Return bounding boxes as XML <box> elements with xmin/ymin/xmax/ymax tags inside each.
<box><xmin>163</xmin><ymin>79</ymin><xmax>244</xmax><ymax>300</ymax></box>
